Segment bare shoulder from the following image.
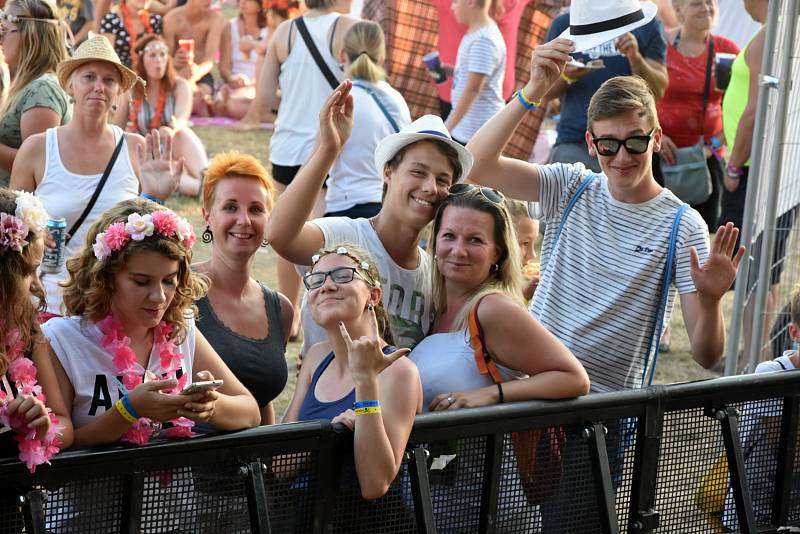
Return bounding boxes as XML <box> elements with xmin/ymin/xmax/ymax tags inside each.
<box><xmin>18</xmin><ymin>131</ymin><xmax>46</xmax><ymax>155</ymax></box>
<box><xmin>162</xmin><ymin>6</ymin><xmax>183</xmax><ymax>24</ymax></box>
<box><xmin>381</xmin><ymin>352</ymin><xmax>419</xmax><ymax>383</ymax></box>
<box><xmin>476</xmin><ymin>292</ymin><xmax>524</xmax><ymax>324</ymax></box>
<box><xmin>302</xmin><ymin>341</ymin><xmax>332</xmax><ymax>379</ymax></box>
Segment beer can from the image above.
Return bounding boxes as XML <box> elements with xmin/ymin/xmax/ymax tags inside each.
<box><xmin>41</xmin><ymin>217</ymin><xmax>67</xmax><ymax>274</ymax></box>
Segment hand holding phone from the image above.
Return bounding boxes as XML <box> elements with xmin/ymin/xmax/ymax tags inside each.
<box><xmin>181</xmin><ymin>379</ymin><xmax>224</xmax><ymax>395</ymax></box>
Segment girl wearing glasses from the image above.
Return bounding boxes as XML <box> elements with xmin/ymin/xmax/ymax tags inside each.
<box><xmin>283</xmin><ymin>245</ymin><xmax>422</xmax><ymax>508</ymax></box>
<box><xmin>408</xmin><ymin>185</ymin><xmax>588</xmax><ymax>530</ymax></box>
<box><xmin>0</xmin><ymin>0</ymin><xmax>70</xmax><ymax>188</ymax></box>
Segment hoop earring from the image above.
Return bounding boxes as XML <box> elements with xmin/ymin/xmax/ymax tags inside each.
<box><xmin>492</xmin><ymin>263</ymin><xmax>499</xmax><ymax>272</ymax></box>
<box><xmin>201</xmin><ymin>226</ymin><xmax>213</xmax><ymax>243</ymax></box>
<box><xmin>261</xmin><ymin>239</ymin><xmax>269</xmax><ymax>248</ymax></box>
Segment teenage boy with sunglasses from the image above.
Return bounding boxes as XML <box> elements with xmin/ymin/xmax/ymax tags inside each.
<box><xmin>267</xmin><ymin>80</ymin><xmax>473</xmax><ymax>349</ymax></box>
<box><xmin>467</xmin><ymin>37</ymin><xmax>745</xmax><ymax>530</ymax></box>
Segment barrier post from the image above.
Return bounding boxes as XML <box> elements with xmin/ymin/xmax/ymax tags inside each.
<box><xmin>20</xmin><ymin>489</ymin><xmax>46</xmax><ymax>534</ymax></box>
<box><xmin>407</xmin><ymin>445</ymin><xmax>437</xmax><ymax>533</ymax></box>
<box><xmin>120</xmin><ymin>472</ymin><xmax>144</xmax><ymax>534</ymax></box>
<box><xmin>584</xmin><ymin>422</ymin><xmax>620</xmax><ymax>534</ymax></box>
<box><xmin>243</xmin><ymin>460</ymin><xmax>272</xmax><ymax>533</ymax></box>
<box><xmin>709</xmin><ymin>405</ymin><xmax>755</xmax><ymax>533</ymax></box>
<box><xmin>771</xmin><ymin>395</ymin><xmax>800</xmax><ymax>526</ymax></box>
<box><xmin>478</xmin><ymin>433</ymin><xmax>503</xmax><ymax>534</ymax></box>
<box><xmin>627</xmin><ymin>395</ymin><xmax>664</xmax><ymax>533</ymax></box>
<box><xmin>311</xmin><ymin>424</ymin><xmax>344</xmax><ymax>534</ymax></box>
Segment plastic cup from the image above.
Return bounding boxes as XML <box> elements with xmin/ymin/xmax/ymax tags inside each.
<box><xmin>178</xmin><ymin>39</ymin><xmax>195</xmax><ymax>57</ymax></box>
<box><xmin>715</xmin><ymin>53</ymin><xmax>736</xmax><ymax>91</ymax></box>
<box><xmin>423</xmin><ymin>51</ymin><xmax>447</xmax><ymax>83</ymax></box>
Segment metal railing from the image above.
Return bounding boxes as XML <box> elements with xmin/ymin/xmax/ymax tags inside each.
<box><xmin>1</xmin><ymin>371</ymin><xmax>798</xmax><ymax>533</ymax></box>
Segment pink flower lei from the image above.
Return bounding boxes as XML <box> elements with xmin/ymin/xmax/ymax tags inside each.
<box><xmin>92</xmin><ymin>210</ymin><xmax>196</xmax><ymax>261</ymax></box>
<box><xmin>0</xmin><ymin>328</ymin><xmax>63</xmax><ymax>473</ymax></box>
<box><xmin>96</xmin><ymin>314</ymin><xmax>194</xmax><ymax>445</ymax></box>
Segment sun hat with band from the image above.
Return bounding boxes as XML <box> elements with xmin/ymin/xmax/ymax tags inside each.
<box><xmin>57</xmin><ymin>35</ymin><xmax>142</xmax><ymax>92</ymax></box>
<box><xmin>374</xmin><ymin>114</ymin><xmax>474</xmax><ymax>183</ymax></box>
<box><xmin>558</xmin><ymin>0</ymin><xmax>658</xmax><ymax>53</ymax></box>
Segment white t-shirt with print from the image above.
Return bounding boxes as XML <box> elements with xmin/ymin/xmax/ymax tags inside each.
<box><xmin>529</xmin><ymin>163</ymin><xmax>710</xmax><ymax>393</ymax></box>
<box><xmin>301</xmin><ymin>217</ymin><xmax>434</xmax><ymax>350</ymax></box>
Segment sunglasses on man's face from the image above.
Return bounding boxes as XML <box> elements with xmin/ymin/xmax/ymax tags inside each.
<box><xmin>303</xmin><ymin>267</ymin><xmax>371</xmax><ymax>290</ymax></box>
<box><xmin>448</xmin><ymin>183</ymin><xmax>505</xmax><ymax>204</ymax></box>
<box><xmin>591</xmin><ymin>129</ymin><xmax>655</xmax><ymax>157</ymax></box>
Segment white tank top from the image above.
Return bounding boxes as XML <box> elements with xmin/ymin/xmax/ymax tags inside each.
<box><xmin>229</xmin><ymin>17</ymin><xmax>269</xmax><ymax>81</ymax></box>
<box><xmin>409</xmin><ymin>329</ymin><xmax>527</xmax><ymax>413</ymax></box>
<box><xmin>36</xmin><ymin>126</ymin><xmax>139</xmax><ymax>314</ymax></box>
<box><xmin>42</xmin><ymin>316</ymin><xmax>195</xmax><ymax>430</ymax></box>
<box><xmin>269</xmin><ymin>13</ymin><xmax>343</xmax><ymax>166</ymax></box>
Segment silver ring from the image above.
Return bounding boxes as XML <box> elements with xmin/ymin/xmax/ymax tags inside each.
<box><xmin>447</xmin><ymin>396</ymin><xmax>454</xmax><ymax>404</ymax></box>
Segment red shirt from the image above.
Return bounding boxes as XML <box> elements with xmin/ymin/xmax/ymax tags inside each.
<box><xmin>656</xmin><ymin>34</ymin><xmax>739</xmax><ymax>148</ymax></box>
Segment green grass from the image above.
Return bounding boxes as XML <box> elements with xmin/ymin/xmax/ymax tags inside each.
<box><xmin>179</xmin><ymin>126</ymin><xmax>728</xmax><ymax>418</ymax></box>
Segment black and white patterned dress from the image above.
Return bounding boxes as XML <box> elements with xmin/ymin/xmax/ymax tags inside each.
<box><xmin>100</xmin><ymin>11</ymin><xmax>163</xmax><ymax>68</ymax></box>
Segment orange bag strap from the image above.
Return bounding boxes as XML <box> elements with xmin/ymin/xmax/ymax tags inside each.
<box><xmin>468</xmin><ymin>295</ymin><xmax>503</xmax><ymax>384</ymax></box>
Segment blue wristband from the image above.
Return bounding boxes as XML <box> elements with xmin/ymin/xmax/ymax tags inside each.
<box><xmin>515</xmin><ymin>89</ymin><xmax>541</xmax><ymax>111</ymax></box>
<box><xmin>122</xmin><ymin>395</ymin><xmax>141</xmax><ymax>420</ymax></box>
<box><xmin>140</xmin><ymin>192</ymin><xmax>165</xmax><ymax>205</ymax></box>
<box><xmin>353</xmin><ymin>399</ymin><xmax>380</xmax><ymax>410</ymax></box>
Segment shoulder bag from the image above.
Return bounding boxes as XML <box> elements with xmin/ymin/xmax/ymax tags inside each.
<box><xmin>295</xmin><ymin>16</ymin><xmax>342</xmax><ymax>91</ymax></box>
<box><xmin>661</xmin><ymin>37</ymin><xmax>715</xmax><ymax>206</ymax></box>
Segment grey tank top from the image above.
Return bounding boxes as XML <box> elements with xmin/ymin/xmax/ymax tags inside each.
<box><xmin>195</xmin><ymin>284</ymin><xmax>288</xmax><ymax>407</ymax></box>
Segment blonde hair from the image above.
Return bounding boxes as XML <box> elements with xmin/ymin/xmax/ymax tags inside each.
<box><xmin>0</xmin><ymin>0</ymin><xmax>67</xmax><ymax>118</ymax></box>
<box><xmin>310</xmin><ymin>243</ymin><xmax>397</xmax><ymax>347</ymax></box>
<box><xmin>505</xmin><ymin>199</ymin><xmax>531</xmax><ymax>225</ymax></box>
<box><xmin>0</xmin><ymin>188</ymin><xmax>45</xmax><ymax>375</ymax></box>
<box><xmin>61</xmin><ymin>198</ymin><xmax>209</xmax><ymax>343</ymax></box>
<box><xmin>343</xmin><ymin>21</ymin><xmax>386</xmax><ymax>83</ymax></box>
<box><xmin>429</xmin><ymin>192</ymin><xmax>523</xmax><ymax>331</ymax></box>
<box><xmin>587</xmin><ymin>75</ymin><xmax>659</xmax><ymax>131</ymax></box>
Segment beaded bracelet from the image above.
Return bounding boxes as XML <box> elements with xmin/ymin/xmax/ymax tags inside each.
<box><xmin>355</xmin><ymin>406</ymin><xmax>382</xmax><ymax>416</ymax></box>
<box><xmin>121</xmin><ymin>395</ymin><xmax>141</xmax><ymax>420</ymax></box>
<box><xmin>353</xmin><ymin>399</ymin><xmax>380</xmax><ymax>410</ymax></box>
<box><xmin>115</xmin><ymin>398</ymin><xmax>138</xmax><ymax>424</ymax></box>
<box><xmin>515</xmin><ymin>88</ymin><xmax>542</xmax><ymax>111</ymax></box>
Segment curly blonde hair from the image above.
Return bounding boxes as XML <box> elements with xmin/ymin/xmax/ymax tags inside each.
<box><xmin>0</xmin><ymin>189</ymin><xmax>45</xmax><ymax>374</ymax></box>
<box><xmin>61</xmin><ymin>198</ymin><xmax>208</xmax><ymax>342</ymax></box>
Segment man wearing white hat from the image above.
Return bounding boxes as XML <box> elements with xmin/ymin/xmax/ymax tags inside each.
<box><xmin>467</xmin><ymin>27</ymin><xmax>745</xmax><ymax>529</ymax></box>
<box><xmin>545</xmin><ymin>0</ymin><xmax>668</xmax><ymax>172</ymax></box>
<box><xmin>267</xmin><ymin>80</ymin><xmax>473</xmax><ymax>350</ymax></box>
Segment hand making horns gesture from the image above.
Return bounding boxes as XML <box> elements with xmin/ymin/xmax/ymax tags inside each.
<box><xmin>338</xmin><ymin>305</ymin><xmax>410</xmax><ymax>386</ymax></box>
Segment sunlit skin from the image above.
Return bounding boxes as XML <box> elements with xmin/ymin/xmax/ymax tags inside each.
<box><xmin>202</xmin><ymin>177</ymin><xmax>269</xmax><ymax>260</ymax></box>
<box><xmin>69</xmin><ymin>62</ymin><xmax>123</xmax><ymax>114</ymax></box>
<box><xmin>307</xmin><ymin>254</ymin><xmax>380</xmax><ymax>330</ymax></box>
<box><xmin>585</xmin><ymin>108</ymin><xmax>663</xmax><ymax>204</ymax></box>
<box><xmin>435</xmin><ymin>206</ymin><xmax>500</xmax><ymax>296</ymax></box>
<box><xmin>515</xmin><ymin>216</ymin><xmax>538</xmax><ymax>266</ymax></box>
<box><xmin>0</xmin><ymin>16</ymin><xmax>20</xmax><ymax>72</ymax></box>
<box><xmin>143</xmin><ymin>45</ymin><xmax>169</xmax><ymax>81</ymax></box>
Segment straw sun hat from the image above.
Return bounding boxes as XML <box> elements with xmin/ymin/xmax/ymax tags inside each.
<box><xmin>57</xmin><ymin>35</ymin><xmax>142</xmax><ymax>93</ymax></box>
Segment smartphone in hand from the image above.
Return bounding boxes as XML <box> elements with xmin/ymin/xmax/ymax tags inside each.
<box><xmin>181</xmin><ymin>380</ymin><xmax>224</xmax><ymax>395</ymax></box>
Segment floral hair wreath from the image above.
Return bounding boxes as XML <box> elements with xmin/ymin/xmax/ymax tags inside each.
<box><xmin>311</xmin><ymin>247</ymin><xmax>379</xmax><ymax>286</ymax></box>
<box><xmin>92</xmin><ymin>210</ymin><xmax>196</xmax><ymax>261</ymax></box>
<box><xmin>0</xmin><ymin>191</ymin><xmax>48</xmax><ymax>255</ymax></box>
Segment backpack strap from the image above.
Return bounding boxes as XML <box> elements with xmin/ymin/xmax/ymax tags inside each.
<box><xmin>641</xmin><ymin>203</ymin><xmax>690</xmax><ymax>386</ymax></box>
<box><xmin>352</xmin><ymin>81</ymin><xmax>400</xmax><ymax>133</ymax></box>
<box><xmin>469</xmin><ymin>294</ymin><xmax>503</xmax><ymax>384</ymax></box>
<box><xmin>295</xmin><ymin>16</ymin><xmax>341</xmax><ymax>90</ymax></box>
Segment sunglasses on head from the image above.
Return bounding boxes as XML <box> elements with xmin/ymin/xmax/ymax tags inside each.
<box><xmin>448</xmin><ymin>183</ymin><xmax>505</xmax><ymax>204</ymax></box>
<box><xmin>591</xmin><ymin>129</ymin><xmax>655</xmax><ymax>157</ymax></box>
<box><xmin>303</xmin><ymin>266</ymin><xmax>373</xmax><ymax>290</ymax></box>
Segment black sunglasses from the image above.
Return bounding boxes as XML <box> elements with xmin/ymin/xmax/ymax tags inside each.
<box><xmin>303</xmin><ymin>267</ymin><xmax>372</xmax><ymax>290</ymax></box>
<box><xmin>591</xmin><ymin>129</ymin><xmax>655</xmax><ymax>156</ymax></box>
<box><xmin>448</xmin><ymin>183</ymin><xmax>505</xmax><ymax>204</ymax></box>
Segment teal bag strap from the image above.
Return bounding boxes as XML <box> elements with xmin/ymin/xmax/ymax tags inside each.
<box><xmin>551</xmin><ymin>174</ymin><xmax>597</xmax><ymax>250</ymax></box>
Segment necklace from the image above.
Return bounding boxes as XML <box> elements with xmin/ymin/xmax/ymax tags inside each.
<box><xmin>97</xmin><ymin>314</ymin><xmax>194</xmax><ymax>445</ymax></box>
<box><xmin>0</xmin><ymin>327</ymin><xmax>62</xmax><ymax>473</ymax></box>
<box><xmin>120</xmin><ymin>3</ymin><xmax>153</xmax><ymax>66</ymax></box>
<box><xmin>129</xmin><ymin>82</ymin><xmax>168</xmax><ymax>134</ymax></box>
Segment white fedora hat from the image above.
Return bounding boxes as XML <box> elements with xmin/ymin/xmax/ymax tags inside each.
<box><xmin>558</xmin><ymin>1</ymin><xmax>659</xmax><ymax>53</ymax></box>
<box><xmin>374</xmin><ymin>115</ymin><xmax>474</xmax><ymax>183</ymax></box>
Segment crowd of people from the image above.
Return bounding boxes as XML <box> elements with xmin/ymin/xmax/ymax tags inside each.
<box><xmin>0</xmin><ymin>0</ymin><xmax>795</xmax><ymax>530</ymax></box>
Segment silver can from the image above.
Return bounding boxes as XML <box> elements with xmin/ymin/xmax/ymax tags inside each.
<box><xmin>41</xmin><ymin>217</ymin><xmax>67</xmax><ymax>274</ymax></box>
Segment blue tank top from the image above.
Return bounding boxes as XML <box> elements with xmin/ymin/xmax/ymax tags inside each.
<box><xmin>298</xmin><ymin>346</ymin><xmax>396</xmax><ymax>421</ymax></box>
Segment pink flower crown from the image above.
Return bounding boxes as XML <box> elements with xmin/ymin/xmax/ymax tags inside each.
<box><xmin>0</xmin><ymin>191</ymin><xmax>49</xmax><ymax>255</ymax></box>
<box><xmin>92</xmin><ymin>210</ymin><xmax>196</xmax><ymax>261</ymax></box>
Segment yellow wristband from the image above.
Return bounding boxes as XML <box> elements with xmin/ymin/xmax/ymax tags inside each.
<box><xmin>115</xmin><ymin>398</ymin><xmax>138</xmax><ymax>424</ymax></box>
<box><xmin>354</xmin><ymin>406</ymin><xmax>382</xmax><ymax>415</ymax></box>
<box><xmin>561</xmin><ymin>72</ymin><xmax>577</xmax><ymax>85</ymax></box>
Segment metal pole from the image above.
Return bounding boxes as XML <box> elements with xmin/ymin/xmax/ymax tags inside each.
<box><xmin>724</xmin><ymin>0</ymin><xmax>783</xmax><ymax>375</ymax></box>
<box><xmin>745</xmin><ymin>0</ymin><xmax>799</xmax><ymax>373</ymax></box>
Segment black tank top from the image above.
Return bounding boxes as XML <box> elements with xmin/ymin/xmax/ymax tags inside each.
<box><xmin>195</xmin><ymin>284</ymin><xmax>288</xmax><ymax>407</ymax></box>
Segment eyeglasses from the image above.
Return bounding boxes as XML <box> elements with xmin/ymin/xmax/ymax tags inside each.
<box><xmin>591</xmin><ymin>129</ymin><xmax>655</xmax><ymax>156</ymax></box>
<box><xmin>448</xmin><ymin>183</ymin><xmax>505</xmax><ymax>204</ymax></box>
<box><xmin>0</xmin><ymin>27</ymin><xmax>18</xmax><ymax>42</ymax></box>
<box><xmin>303</xmin><ymin>267</ymin><xmax>373</xmax><ymax>290</ymax></box>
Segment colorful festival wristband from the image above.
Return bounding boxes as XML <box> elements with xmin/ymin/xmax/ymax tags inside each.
<box><xmin>515</xmin><ymin>88</ymin><xmax>541</xmax><ymax>111</ymax></box>
<box><xmin>122</xmin><ymin>395</ymin><xmax>141</xmax><ymax>419</ymax></box>
<box><xmin>140</xmin><ymin>192</ymin><xmax>166</xmax><ymax>205</ymax></box>
<box><xmin>354</xmin><ymin>406</ymin><xmax>382</xmax><ymax>415</ymax></box>
<box><xmin>353</xmin><ymin>399</ymin><xmax>380</xmax><ymax>410</ymax></box>
<box><xmin>116</xmin><ymin>398</ymin><xmax>138</xmax><ymax>424</ymax></box>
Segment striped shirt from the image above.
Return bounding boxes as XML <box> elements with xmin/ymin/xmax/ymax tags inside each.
<box><xmin>450</xmin><ymin>22</ymin><xmax>506</xmax><ymax>143</ymax></box>
<box><xmin>529</xmin><ymin>163</ymin><xmax>710</xmax><ymax>393</ymax></box>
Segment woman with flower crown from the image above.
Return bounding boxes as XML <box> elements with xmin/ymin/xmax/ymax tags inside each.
<box><xmin>0</xmin><ymin>188</ymin><xmax>70</xmax><ymax>530</ymax></box>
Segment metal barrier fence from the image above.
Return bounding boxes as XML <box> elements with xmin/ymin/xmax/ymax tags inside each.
<box><xmin>1</xmin><ymin>371</ymin><xmax>798</xmax><ymax>534</ymax></box>
<box><xmin>726</xmin><ymin>0</ymin><xmax>800</xmax><ymax>374</ymax></box>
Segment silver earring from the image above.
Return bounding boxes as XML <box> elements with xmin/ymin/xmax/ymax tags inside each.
<box><xmin>492</xmin><ymin>264</ymin><xmax>499</xmax><ymax>272</ymax></box>
<box><xmin>111</xmin><ymin>104</ymin><xmax>118</xmax><ymax>111</ymax></box>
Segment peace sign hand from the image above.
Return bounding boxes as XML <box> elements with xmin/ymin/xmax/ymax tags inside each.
<box><xmin>338</xmin><ymin>305</ymin><xmax>410</xmax><ymax>386</ymax></box>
